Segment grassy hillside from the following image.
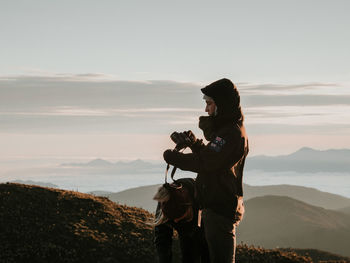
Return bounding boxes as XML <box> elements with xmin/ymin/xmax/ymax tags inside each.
<box><xmin>1</xmin><ymin>183</ymin><xmax>347</xmax><ymax>263</ymax></box>
<box><xmin>238</xmin><ymin>195</ymin><xmax>350</xmax><ymax>258</ymax></box>
<box><xmin>279</xmin><ymin>248</ymin><xmax>350</xmax><ymax>263</ymax></box>
<box><xmin>0</xmin><ymin>183</ymin><xmax>156</xmax><ymax>263</ymax></box>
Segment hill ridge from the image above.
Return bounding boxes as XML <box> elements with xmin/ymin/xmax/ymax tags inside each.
<box><xmin>3</xmin><ymin>183</ymin><xmax>348</xmax><ymax>262</ymax></box>
<box><xmin>106</xmin><ymin>182</ymin><xmax>350</xmax><ymax>213</ymax></box>
<box><xmin>238</xmin><ymin>195</ymin><xmax>350</xmax><ymax>257</ymax></box>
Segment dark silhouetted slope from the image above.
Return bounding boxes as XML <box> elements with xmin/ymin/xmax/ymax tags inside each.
<box><xmin>9</xmin><ymin>179</ymin><xmax>58</xmax><ymax>188</ymax></box>
<box><xmin>0</xmin><ymin>183</ymin><xmax>323</xmax><ymax>263</ymax></box>
<box><xmin>279</xmin><ymin>248</ymin><xmax>350</xmax><ymax>263</ymax></box>
<box><xmin>0</xmin><ymin>183</ymin><xmax>155</xmax><ymax>262</ymax></box>
<box><xmin>238</xmin><ymin>195</ymin><xmax>350</xmax><ymax>257</ymax></box>
<box><xmin>236</xmin><ymin>244</ymin><xmax>312</xmax><ymax>263</ymax></box>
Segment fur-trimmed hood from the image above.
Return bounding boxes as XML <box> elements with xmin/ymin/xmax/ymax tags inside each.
<box><xmin>201</xmin><ymin>78</ymin><xmax>244</xmax><ymax>127</ymax></box>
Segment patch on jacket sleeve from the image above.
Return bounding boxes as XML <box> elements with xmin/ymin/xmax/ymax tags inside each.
<box><xmin>208</xmin><ymin>136</ymin><xmax>226</xmax><ymax>152</ymax></box>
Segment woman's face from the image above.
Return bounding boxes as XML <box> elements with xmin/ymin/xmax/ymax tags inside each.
<box><xmin>205</xmin><ymin>99</ymin><xmax>217</xmax><ymax>116</ymax></box>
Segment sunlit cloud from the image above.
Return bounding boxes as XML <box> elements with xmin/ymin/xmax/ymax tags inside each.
<box><xmin>0</xmin><ymin>73</ymin><xmax>350</xmax><ymax>159</ymax></box>
<box><xmin>239</xmin><ymin>82</ymin><xmax>348</xmax><ymax>96</ymax></box>
<box><xmin>0</xmin><ymin>107</ymin><xmax>202</xmax><ymax>117</ymax></box>
<box><xmin>246</xmin><ymin>105</ymin><xmax>350</xmax><ymax>126</ymax></box>
<box><xmin>0</xmin><ymin>72</ymin><xmax>124</xmax><ymax>82</ymax></box>
<box><xmin>1</xmin><ymin>73</ymin><xmax>349</xmax><ymax>137</ymax></box>
<box><xmin>167</xmin><ymin>116</ymin><xmax>199</xmax><ymax>125</ymax></box>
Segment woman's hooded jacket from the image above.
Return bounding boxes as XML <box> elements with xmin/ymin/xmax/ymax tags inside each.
<box><xmin>164</xmin><ymin>78</ymin><xmax>249</xmax><ymax>220</ymax></box>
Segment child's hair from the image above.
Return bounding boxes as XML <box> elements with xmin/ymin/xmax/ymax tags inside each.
<box><xmin>151</xmin><ymin>183</ymin><xmax>193</xmax><ymax>226</ymax></box>
<box><xmin>152</xmin><ymin>185</ymin><xmax>171</xmax><ymax>226</ymax></box>
<box><xmin>153</xmin><ymin>185</ymin><xmax>170</xmax><ymax>203</ymax></box>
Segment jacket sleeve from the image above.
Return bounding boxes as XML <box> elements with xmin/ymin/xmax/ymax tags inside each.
<box><xmin>163</xmin><ymin>131</ymin><xmax>245</xmax><ymax>174</ymax></box>
<box><xmin>189</xmin><ymin>139</ymin><xmax>205</xmax><ymax>153</ymax></box>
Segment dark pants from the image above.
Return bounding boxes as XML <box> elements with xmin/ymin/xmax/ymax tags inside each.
<box><xmin>202</xmin><ymin>209</ymin><xmax>236</xmax><ymax>263</ymax></box>
<box><xmin>154</xmin><ymin>221</ymin><xmax>209</xmax><ymax>263</ymax></box>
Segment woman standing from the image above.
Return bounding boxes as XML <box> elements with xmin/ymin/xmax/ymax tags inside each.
<box><xmin>163</xmin><ymin>78</ymin><xmax>249</xmax><ymax>263</ymax></box>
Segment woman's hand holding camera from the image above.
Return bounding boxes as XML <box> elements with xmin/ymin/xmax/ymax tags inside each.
<box><xmin>164</xmin><ymin>130</ymin><xmax>198</xmax><ymax>164</ymax></box>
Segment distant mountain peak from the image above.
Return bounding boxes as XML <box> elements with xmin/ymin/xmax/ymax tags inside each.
<box><xmin>247</xmin><ymin>147</ymin><xmax>350</xmax><ymax>173</ymax></box>
<box><xmin>59</xmin><ymin>158</ymin><xmax>160</xmax><ymax>172</ymax></box>
<box><xmin>131</xmin><ymin>159</ymin><xmax>147</xmax><ymax>164</ymax></box>
<box><xmin>294</xmin><ymin>147</ymin><xmax>350</xmax><ymax>155</ymax></box>
<box><xmin>297</xmin><ymin>147</ymin><xmax>316</xmax><ymax>152</ymax></box>
<box><xmin>87</xmin><ymin>158</ymin><xmax>113</xmax><ymax>166</ymax></box>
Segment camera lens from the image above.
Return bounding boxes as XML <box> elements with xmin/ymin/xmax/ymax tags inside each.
<box><xmin>170</xmin><ymin>132</ymin><xmax>180</xmax><ymax>144</ymax></box>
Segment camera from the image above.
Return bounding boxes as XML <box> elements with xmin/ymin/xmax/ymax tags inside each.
<box><xmin>170</xmin><ymin>131</ymin><xmax>192</xmax><ymax>151</ymax></box>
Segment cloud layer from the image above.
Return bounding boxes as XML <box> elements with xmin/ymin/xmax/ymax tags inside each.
<box><xmin>1</xmin><ymin>74</ymin><xmax>349</xmax><ymax>128</ymax></box>
<box><xmin>1</xmin><ymin>74</ymin><xmax>349</xmax><ymax>157</ymax></box>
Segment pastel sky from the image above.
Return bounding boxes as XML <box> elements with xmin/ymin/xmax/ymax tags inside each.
<box><xmin>0</xmin><ymin>0</ymin><xmax>349</xmax><ymax>161</ymax></box>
